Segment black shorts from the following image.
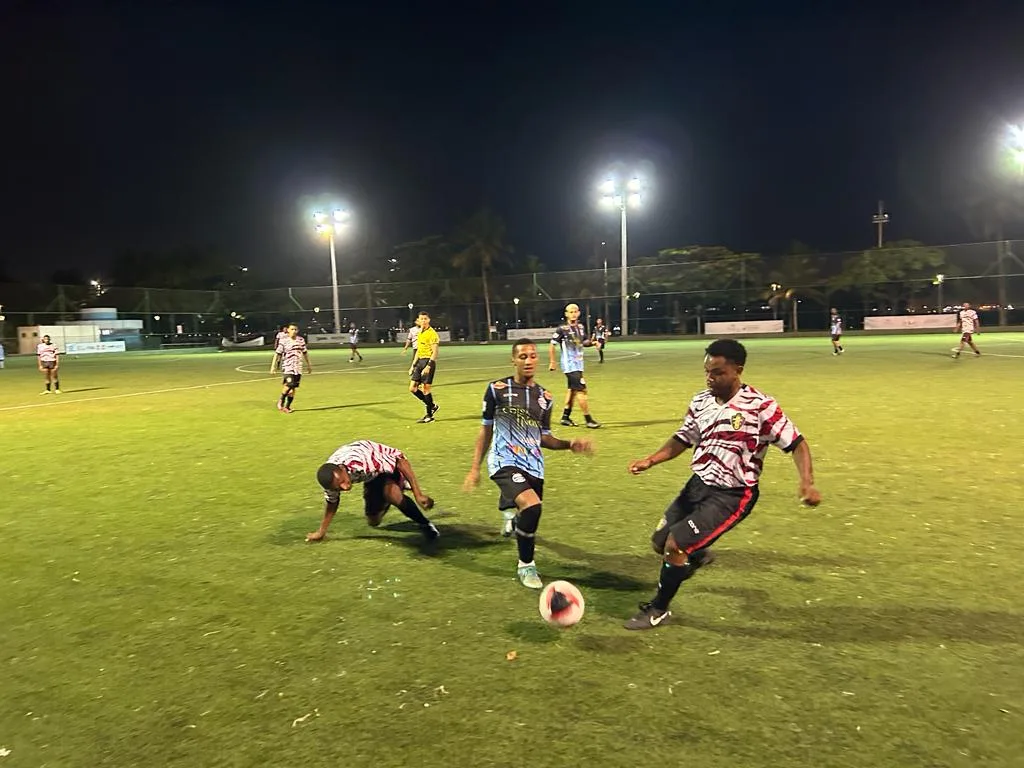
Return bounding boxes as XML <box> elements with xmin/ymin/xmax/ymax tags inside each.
<box><xmin>363</xmin><ymin>471</ymin><xmax>406</xmax><ymax>516</ymax></box>
<box><xmin>40</xmin><ymin>360</ymin><xmax>56</xmax><ymax>370</ymax></box>
<box><xmin>830</xmin><ymin>334</ymin><xmax>841</xmax><ymax>342</ymax></box>
<box><xmin>564</xmin><ymin>371</ymin><xmax>587</xmax><ymax>391</ymax></box>
<box><xmin>349</xmin><ymin>342</ymin><xmax>359</xmax><ymax>350</ymax></box>
<box><xmin>282</xmin><ymin>372</ymin><xmax>302</xmax><ymax>389</ymax></box>
<box><xmin>490</xmin><ymin>466</ymin><xmax>544</xmax><ymax>510</ymax></box>
<box><xmin>596</xmin><ymin>338</ymin><xmax>606</xmax><ymax>348</ymax></box>
<box><xmin>651</xmin><ymin>474</ymin><xmax>759</xmax><ymax>555</ymax></box>
<box><xmin>410</xmin><ymin>358</ymin><xmax>436</xmax><ymax>384</ymax></box>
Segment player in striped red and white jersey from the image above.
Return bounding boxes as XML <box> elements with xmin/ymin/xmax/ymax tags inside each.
<box><xmin>37</xmin><ymin>334</ymin><xmax>62</xmax><ymax>394</ymax></box>
<box><xmin>952</xmin><ymin>302</ymin><xmax>981</xmax><ymax>359</ymax></box>
<box><xmin>624</xmin><ymin>338</ymin><xmax>821</xmax><ymax>630</ymax></box>
<box><xmin>274</xmin><ymin>325</ymin><xmax>289</xmax><ymax>349</ymax></box>
<box><xmin>308</xmin><ymin>439</ymin><xmax>439</xmax><ymax>542</ymax></box>
<box><xmin>269</xmin><ymin>324</ymin><xmax>311</xmax><ymax>412</ymax></box>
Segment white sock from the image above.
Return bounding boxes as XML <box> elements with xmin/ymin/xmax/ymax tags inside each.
<box><xmin>517</xmin><ymin>560</ymin><xmax>534</xmax><ymax>569</ymax></box>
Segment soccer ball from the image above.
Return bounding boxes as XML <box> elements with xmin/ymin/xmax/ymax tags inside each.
<box><xmin>538</xmin><ymin>580</ymin><xmax>585</xmax><ymax>627</ymax></box>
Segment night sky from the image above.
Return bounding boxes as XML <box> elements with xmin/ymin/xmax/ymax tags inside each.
<box><xmin>2</xmin><ymin>3</ymin><xmax>1023</xmax><ymax>285</ymax></box>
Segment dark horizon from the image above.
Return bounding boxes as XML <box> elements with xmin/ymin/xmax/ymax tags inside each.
<box><xmin>2</xmin><ymin>3</ymin><xmax>1024</xmax><ymax>286</ymax></box>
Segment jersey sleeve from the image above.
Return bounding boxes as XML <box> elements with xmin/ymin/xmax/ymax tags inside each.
<box><xmin>550</xmin><ymin>327</ymin><xmax>563</xmax><ymax>345</ymax></box>
<box><xmin>323</xmin><ymin>487</ymin><xmax>341</xmax><ymax>505</ymax></box>
<box><xmin>539</xmin><ymin>392</ymin><xmax>553</xmax><ymax>435</ymax></box>
<box><xmin>758</xmin><ymin>398</ymin><xmax>802</xmax><ymax>452</ymax></box>
<box><xmin>481</xmin><ymin>384</ymin><xmax>497</xmax><ymax>425</ymax></box>
<box><xmin>672</xmin><ymin>405</ymin><xmax>701</xmax><ymax>447</ymax></box>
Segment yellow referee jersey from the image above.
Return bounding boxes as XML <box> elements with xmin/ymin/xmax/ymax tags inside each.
<box><xmin>416</xmin><ymin>326</ymin><xmax>440</xmax><ymax>359</ymax></box>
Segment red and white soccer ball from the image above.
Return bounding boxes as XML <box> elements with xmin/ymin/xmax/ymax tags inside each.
<box><xmin>538</xmin><ymin>580</ymin><xmax>585</xmax><ymax>627</ymax></box>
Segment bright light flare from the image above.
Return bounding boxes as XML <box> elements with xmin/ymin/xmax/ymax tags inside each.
<box><xmin>598</xmin><ymin>178</ymin><xmax>615</xmax><ymax>195</ymax></box>
<box><xmin>626</xmin><ymin>177</ymin><xmax>642</xmax><ymax>192</ymax></box>
<box><xmin>333</xmin><ymin>209</ymin><xmax>350</xmax><ymax>223</ymax></box>
<box><xmin>313</xmin><ymin>211</ymin><xmax>327</xmax><ymax>223</ymax></box>
<box><xmin>627</xmin><ymin>193</ymin><xmax>642</xmax><ymax>208</ymax></box>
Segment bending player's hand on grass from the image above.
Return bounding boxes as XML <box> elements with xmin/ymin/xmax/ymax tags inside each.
<box><xmin>305</xmin><ymin>530</ymin><xmax>325</xmax><ymax>542</ymax></box>
<box><xmin>569</xmin><ymin>438</ymin><xmax>593</xmax><ymax>455</ymax></box>
<box><xmin>628</xmin><ymin>457</ymin><xmax>653</xmax><ymax>475</ymax></box>
<box><xmin>416</xmin><ymin>493</ymin><xmax>434</xmax><ymax>510</ymax></box>
<box><xmin>800</xmin><ymin>484</ymin><xmax>822</xmax><ymax>507</ymax></box>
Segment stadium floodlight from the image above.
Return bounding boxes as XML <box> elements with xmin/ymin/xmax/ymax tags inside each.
<box><xmin>598</xmin><ymin>172</ymin><xmax>647</xmax><ymax>336</ymax></box>
<box><xmin>513</xmin><ymin>296</ymin><xmax>520</xmax><ymax>327</ymax></box>
<box><xmin>312</xmin><ymin>208</ymin><xmax>352</xmax><ymax>335</ymax></box>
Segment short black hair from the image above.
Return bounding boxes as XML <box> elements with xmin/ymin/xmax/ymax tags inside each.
<box><xmin>417</xmin><ymin>310</ymin><xmax>429</xmax><ymax>317</ymax></box>
<box><xmin>705</xmin><ymin>338</ymin><xmax>747</xmax><ymax>366</ymax></box>
<box><xmin>316</xmin><ymin>463</ymin><xmax>339</xmax><ymax>490</ymax></box>
<box><xmin>511</xmin><ymin>338</ymin><xmax>536</xmax><ymax>355</ymax></box>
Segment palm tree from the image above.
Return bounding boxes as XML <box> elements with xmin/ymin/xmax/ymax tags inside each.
<box><xmin>451</xmin><ymin>209</ymin><xmax>513</xmax><ymax>340</ymax></box>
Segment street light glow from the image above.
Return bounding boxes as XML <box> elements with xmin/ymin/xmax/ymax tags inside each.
<box><xmin>627</xmin><ymin>177</ymin><xmax>642</xmax><ymax>193</ymax></box>
<box><xmin>313</xmin><ymin>211</ymin><xmax>327</xmax><ymax>223</ymax></box>
<box><xmin>598</xmin><ymin>178</ymin><xmax>615</xmax><ymax>195</ymax></box>
<box><xmin>333</xmin><ymin>209</ymin><xmax>349</xmax><ymax>223</ymax></box>
<box><xmin>597</xmin><ymin>169</ymin><xmax>650</xmax><ymax>337</ymax></box>
<box><xmin>513</xmin><ymin>297</ymin><xmax>520</xmax><ymax>305</ymax></box>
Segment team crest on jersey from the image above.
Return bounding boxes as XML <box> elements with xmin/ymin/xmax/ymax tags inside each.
<box><xmin>493</xmin><ymin>381</ymin><xmax>507</xmax><ymax>389</ymax></box>
<box><xmin>731</xmin><ymin>412</ymin><xmax>744</xmax><ymax>430</ymax></box>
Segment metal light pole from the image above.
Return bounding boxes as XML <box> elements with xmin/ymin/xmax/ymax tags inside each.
<box><xmin>513</xmin><ymin>297</ymin><xmax>520</xmax><ymax>328</ymax></box>
<box><xmin>600</xmin><ymin>240</ymin><xmax>609</xmax><ymax>324</ymax></box>
<box><xmin>599</xmin><ymin>176</ymin><xmax>643</xmax><ymax>336</ymax></box>
<box><xmin>872</xmin><ymin>200</ymin><xmax>890</xmax><ymax>248</ymax></box>
<box><xmin>313</xmin><ymin>209</ymin><xmax>350</xmax><ymax>335</ymax></box>
<box><xmin>934</xmin><ymin>273</ymin><xmax>945</xmax><ymax>311</ymax></box>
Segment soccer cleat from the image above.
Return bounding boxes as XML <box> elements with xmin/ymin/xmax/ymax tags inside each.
<box><xmin>585</xmin><ymin>419</ymin><xmax>601</xmax><ymax>429</ymax></box>
<box><xmin>501</xmin><ymin>511</ymin><xmax>517</xmax><ymax>538</ymax></box>
<box><xmin>560</xmin><ymin>417</ymin><xmax>577</xmax><ymax>427</ymax></box>
<box><xmin>41</xmin><ymin>390</ymin><xmax>51</xmax><ymax>395</ymax></box>
<box><xmin>417</xmin><ymin>414</ymin><xmax>435</xmax><ymax>423</ymax></box>
<box><xmin>277</xmin><ymin>401</ymin><xmax>284</xmax><ymax>411</ymax></box>
<box><xmin>54</xmin><ymin>389</ymin><xmax>62</xmax><ymax>394</ymax></box>
<box><xmin>282</xmin><ymin>406</ymin><xmax>293</xmax><ymax>413</ymax></box>
<box><xmin>420</xmin><ymin>522</ymin><xmax>440</xmax><ymax>541</ymax></box>
<box><xmin>430</xmin><ymin>403</ymin><xmax>440</xmax><ymax>418</ymax></box>
<box><xmin>623</xmin><ymin>602</ymin><xmax>672</xmax><ymax>630</ymax></box>
<box><xmin>517</xmin><ymin>564</ymin><xmax>543</xmax><ymax>589</ymax></box>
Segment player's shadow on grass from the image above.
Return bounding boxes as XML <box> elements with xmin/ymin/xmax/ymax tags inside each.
<box><xmin>352</xmin><ymin>521</ymin><xmax>506</xmax><ymax>558</ymax></box>
<box><xmin>684</xmin><ymin>585</ymin><xmax>1024</xmax><ymax>645</ymax></box>
<box><xmin>62</xmin><ymin>387</ymin><xmax>108</xmax><ymax>394</ymax></box>
<box><xmin>300</xmin><ymin>400</ymin><xmax>395</xmax><ymax>412</ymax></box>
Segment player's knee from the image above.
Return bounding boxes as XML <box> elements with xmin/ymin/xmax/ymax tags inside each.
<box><xmin>663</xmin><ymin>534</ymin><xmax>688</xmax><ymax>565</ymax></box>
<box><xmin>515</xmin><ymin>503</ymin><xmax>542</xmax><ymax>535</ymax></box>
<box><xmin>381</xmin><ymin>482</ymin><xmax>404</xmax><ymax>506</ymax></box>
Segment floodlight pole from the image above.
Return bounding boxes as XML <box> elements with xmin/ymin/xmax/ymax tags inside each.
<box><xmin>619</xmin><ymin>202</ymin><xmax>629</xmax><ymax>337</ymax></box>
<box><xmin>328</xmin><ymin>232</ymin><xmax>341</xmax><ymax>335</ymax></box>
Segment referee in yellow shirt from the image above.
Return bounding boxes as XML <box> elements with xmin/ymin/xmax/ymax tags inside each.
<box><xmin>408</xmin><ymin>310</ymin><xmax>440</xmax><ymax>423</ymax></box>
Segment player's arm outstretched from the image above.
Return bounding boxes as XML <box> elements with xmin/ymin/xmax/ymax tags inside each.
<box><xmin>628</xmin><ymin>435</ymin><xmax>689</xmax><ymax>474</ymax></box>
<box><xmin>395</xmin><ymin>455</ymin><xmax>434</xmax><ymax>510</ymax></box>
<box><xmin>789</xmin><ymin>439</ymin><xmax>821</xmax><ymax>506</ymax></box>
<box><xmin>306</xmin><ymin>497</ymin><xmax>339</xmax><ymax>542</ymax></box>
<box><xmin>540</xmin><ymin>433</ymin><xmax>593</xmax><ymax>454</ymax></box>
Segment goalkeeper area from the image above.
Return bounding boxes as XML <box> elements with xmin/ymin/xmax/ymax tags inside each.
<box><xmin>2</xmin><ymin>334</ymin><xmax>1023</xmax><ymax>767</ymax></box>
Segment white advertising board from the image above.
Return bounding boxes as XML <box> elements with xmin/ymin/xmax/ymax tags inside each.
<box><xmin>704</xmin><ymin>320</ymin><xmax>785</xmax><ymax>335</ymax></box>
<box><xmin>221</xmin><ymin>337</ymin><xmax>266</xmax><ymax>349</ymax></box>
<box><xmin>66</xmin><ymin>341</ymin><xmax>127</xmax><ymax>354</ymax></box>
<box><xmin>863</xmin><ymin>315</ymin><xmax>957</xmax><ymax>330</ymax></box>
<box><xmin>506</xmin><ymin>327</ymin><xmax>559</xmax><ymax>340</ymax></box>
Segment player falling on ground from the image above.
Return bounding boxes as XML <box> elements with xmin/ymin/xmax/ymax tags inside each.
<box><xmin>593</xmin><ymin>317</ymin><xmax>608</xmax><ymax>363</ymax></box>
<box><xmin>37</xmin><ymin>334</ymin><xmax>61</xmax><ymax>394</ymax></box>
<box><xmin>269</xmin><ymin>323</ymin><xmax>311</xmax><ymax>413</ymax></box>
<box><xmin>952</xmin><ymin>302</ymin><xmax>981</xmax><ymax>359</ymax></box>
<box><xmin>464</xmin><ymin>339</ymin><xmax>593</xmax><ymax>588</ymax></box>
<box><xmin>408</xmin><ymin>310</ymin><xmax>440</xmax><ymax>423</ymax></box>
<box><xmin>624</xmin><ymin>338</ymin><xmax>821</xmax><ymax>630</ymax></box>
<box><xmin>347</xmin><ymin>322</ymin><xmax>363</xmax><ymax>363</ymax></box>
<box><xmin>549</xmin><ymin>303</ymin><xmax>601</xmax><ymax>428</ymax></box>
<box><xmin>829</xmin><ymin>308</ymin><xmax>844</xmax><ymax>355</ymax></box>
<box><xmin>308</xmin><ymin>439</ymin><xmax>439</xmax><ymax>542</ymax></box>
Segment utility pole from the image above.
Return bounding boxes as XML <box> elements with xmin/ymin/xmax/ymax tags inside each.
<box><xmin>872</xmin><ymin>200</ymin><xmax>890</xmax><ymax>248</ymax></box>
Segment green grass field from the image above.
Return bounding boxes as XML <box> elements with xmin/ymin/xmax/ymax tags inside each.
<box><xmin>2</xmin><ymin>335</ymin><xmax>1023</xmax><ymax>768</ymax></box>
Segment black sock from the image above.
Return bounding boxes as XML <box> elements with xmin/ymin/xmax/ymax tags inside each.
<box><xmin>412</xmin><ymin>389</ymin><xmax>426</xmax><ymax>402</ymax></box>
<box><xmin>650</xmin><ymin>561</ymin><xmax>692</xmax><ymax>611</ymax></box>
<box><xmin>285</xmin><ymin>395</ymin><xmax>294</xmax><ymax>407</ymax></box>
<box><xmin>280</xmin><ymin>393</ymin><xmax>288</xmax><ymax>405</ymax></box>
<box><xmin>515</xmin><ymin>504</ymin><xmax>542</xmax><ymax>563</ymax></box>
<box><xmin>562</xmin><ymin>407</ymin><xmax>572</xmax><ymax>420</ymax></box>
<box><xmin>46</xmin><ymin>382</ymin><xmax>51</xmax><ymax>391</ymax></box>
<box><xmin>424</xmin><ymin>393</ymin><xmax>435</xmax><ymax>414</ymax></box>
<box><xmin>585</xmin><ymin>414</ymin><xmax>595</xmax><ymax>423</ymax></box>
<box><xmin>397</xmin><ymin>496</ymin><xmax>430</xmax><ymax>526</ymax></box>
<box><xmin>838</xmin><ymin>345</ymin><xmax>843</xmax><ymax>352</ymax></box>
<box><xmin>54</xmin><ymin>379</ymin><xmax>60</xmax><ymax>389</ymax></box>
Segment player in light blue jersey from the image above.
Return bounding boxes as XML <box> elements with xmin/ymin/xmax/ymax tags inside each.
<box><xmin>548</xmin><ymin>303</ymin><xmax>601</xmax><ymax>428</ymax></box>
<box><xmin>465</xmin><ymin>338</ymin><xmax>593</xmax><ymax>589</ymax></box>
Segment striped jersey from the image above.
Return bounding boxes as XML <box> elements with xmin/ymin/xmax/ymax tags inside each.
<box><xmin>673</xmin><ymin>384</ymin><xmax>802</xmax><ymax>489</ymax></box>
<box><xmin>37</xmin><ymin>342</ymin><xmax>59</xmax><ymax>363</ymax></box>
<box><xmin>551</xmin><ymin>323</ymin><xmax>589</xmax><ymax>373</ymax></box>
<box><xmin>481</xmin><ymin>377</ymin><xmax>554</xmax><ymax>479</ymax></box>
<box><xmin>275</xmin><ymin>331</ymin><xmax>288</xmax><ymax>347</ymax></box>
<box><xmin>958</xmin><ymin>309</ymin><xmax>979</xmax><ymax>334</ymax></box>
<box><xmin>323</xmin><ymin>440</ymin><xmax>405</xmax><ymax>503</ymax></box>
<box><xmin>406</xmin><ymin>326</ymin><xmax>420</xmax><ymax>345</ymax></box>
<box><xmin>830</xmin><ymin>315</ymin><xmax>842</xmax><ymax>335</ymax></box>
<box><xmin>275</xmin><ymin>336</ymin><xmax>307</xmax><ymax>374</ymax></box>
<box><xmin>593</xmin><ymin>324</ymin><xmax>607</xmax><ymax>341</ymax></box>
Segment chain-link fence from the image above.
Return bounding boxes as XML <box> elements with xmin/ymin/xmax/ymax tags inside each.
<box><xmin>2</xmin><ymin>240</ymin><xmax>1022</xmax><ymax>350</ymax></box>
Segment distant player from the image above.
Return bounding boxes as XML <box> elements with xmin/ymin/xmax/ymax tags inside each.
<box><xmin>829</xmin><ymin>308</ymin><xmax>844</xmax><ymax>355</ymax></box>
<box><xmin>593</xmin><ymin>317</ymin><xmax>608</xmax><ymax>363</ymax></box>
<box><xmin>952</xmin><ymin>302</ymin><xmax>981</xmax><ymax>359</ymax></box>
<box><xmin>274</xmin><ymin>325</ymin><xmax>288</xmax><ymax>349</ymax></box>
<box><xmin>347</xmin><ymin>322</ymin><xmax>363</xmax><ymax>363</ymax></box>
<box><xmin>401</xmin><ymin>317</ymin><xmax>421</xmax><ymax>355</ymax></box>
<box><xmin>464</xmin><ymin>339</ymin><xmax>593</xmax><ymax>589</ymax></box>
<box><xmin>269</xmin><ymin>323</ymin><xmax>311</xmax><ymax>412</ymax></box>
<box><xmin>408</xmin><ymin>310</ymin><xmax>440</xmax><ymax>423</ymax></box>
<box><xmin>624</xmin><ymin>338</ymin><xmax>821</xmax><ymax>630</ymax></box>
<box><xmin>549</xmin><ymin>303</ymin><xmax>600</xmax><ymax>428</ymax></box>
<box><xmin>308</xmin><ymin>439</ymin><xmax>439</xmax><ymax>542</ymax></box>
<box><xmin>37</xmin><ymin>335</ymin><xmax>61</xmax><ymax>394</ymax></box>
